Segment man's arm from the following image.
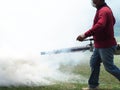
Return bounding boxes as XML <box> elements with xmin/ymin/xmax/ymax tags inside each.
<box><xmin>85</xmin><ymin>10</ymin><xmax>107</xmax><ymax>37</ymax></box>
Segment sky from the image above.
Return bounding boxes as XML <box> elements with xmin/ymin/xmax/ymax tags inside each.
<box><xmin>0</xmin><ymin>0</ymin><xmax>120</xmax><ymax>58</ymax></box>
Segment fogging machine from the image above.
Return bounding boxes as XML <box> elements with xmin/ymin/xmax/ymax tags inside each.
<box><xmin>40</xmin><ymin>38</ymin><xmax>120</xmax><ymax>55</ymax></box>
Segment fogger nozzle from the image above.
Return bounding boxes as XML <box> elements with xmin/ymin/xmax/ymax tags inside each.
<box><xmin>40</xmin><ymin>38</ymin><xmax>94</xmax><ymax>55</ymax></box>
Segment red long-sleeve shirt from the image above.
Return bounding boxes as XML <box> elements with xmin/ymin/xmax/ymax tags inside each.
<box><xmin>84</xmin><ymin>4</ymin><xmax>117</xmax><ymax>48</ymax></box>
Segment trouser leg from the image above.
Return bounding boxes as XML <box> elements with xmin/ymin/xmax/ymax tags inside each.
<box><xmin>88</xmin><ymin>48</ymin><xmax>102</xmax><ymax>88</ymax></box>
<box><xmin>99</xmin><ymin>46</ymin><xmax>120</xmax><ymax>81</ymax></box>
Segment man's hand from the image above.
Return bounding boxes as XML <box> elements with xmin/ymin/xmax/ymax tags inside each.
<box><xmin>76</xmin><ymin>34</ymin><xmax>86</xmax><ymax>41</ymax></box>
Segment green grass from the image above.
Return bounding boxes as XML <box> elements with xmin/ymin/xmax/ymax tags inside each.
<box><xmin>0</xmin><ymin>55</ymin><xmax>120</xmax><ymax>90</ymax></box>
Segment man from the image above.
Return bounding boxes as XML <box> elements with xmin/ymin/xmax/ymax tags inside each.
<box><xmin>76</xmin><ymin>0</ymin><xmax>120</xmax><ymax>90</ymax></box>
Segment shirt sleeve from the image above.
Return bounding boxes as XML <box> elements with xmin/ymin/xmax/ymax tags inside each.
<box><xmin>84</xmin><ymin>9</ymin><xmax>107</xmax><ymax>37</ymax></box>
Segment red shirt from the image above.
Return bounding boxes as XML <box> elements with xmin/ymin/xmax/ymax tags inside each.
<box><xmin>84</xmin><ymin>4</ymin><xmax>117</xmax><ymax>48</ymax></box>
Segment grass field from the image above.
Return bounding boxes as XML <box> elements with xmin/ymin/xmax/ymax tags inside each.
<box><xmin>0</xmin><ymin>55</ymin><xmax>120</xmax><ymax>90</ymax></box>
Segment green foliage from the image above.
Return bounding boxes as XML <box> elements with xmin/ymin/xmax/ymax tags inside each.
<box><xmin>115</xmin><ymin>27</ymin><xmax>120</xmax><ymax>39</ymax></box>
